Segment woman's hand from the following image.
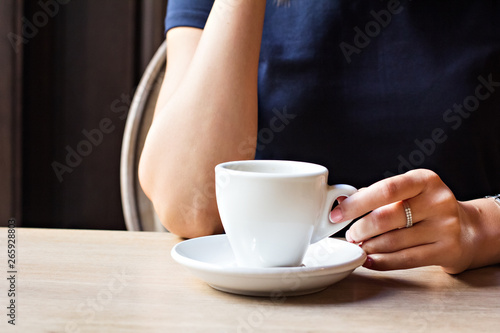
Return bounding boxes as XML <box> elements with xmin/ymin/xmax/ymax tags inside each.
<box><xmin>330</xmin><ymin>169</ymin><xmax>500</xmax><ymax>274</ymax></box>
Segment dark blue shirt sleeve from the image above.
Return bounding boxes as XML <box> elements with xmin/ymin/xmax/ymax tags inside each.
<box><xmin>165</xmin><ymin>0</ymin><xmax>215</xmax><ymax>33</ymax></box>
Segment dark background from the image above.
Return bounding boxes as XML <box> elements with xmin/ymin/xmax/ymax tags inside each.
<box><xmin>0</xmin><ymin>0</ymin><xmax>168</xmax><ymax>229</ymax></box>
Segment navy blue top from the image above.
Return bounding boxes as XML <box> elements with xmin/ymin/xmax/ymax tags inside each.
<box><xmin>166</xmin><ymin>0</ymin><xmax>500</xmax><ymax>200</ymax></box>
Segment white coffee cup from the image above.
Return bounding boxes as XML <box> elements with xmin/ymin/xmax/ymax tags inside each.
<box><xmin>215</xmin><ymin>160</ymin><xmax>357</xmax><ymax>268</ymax></box>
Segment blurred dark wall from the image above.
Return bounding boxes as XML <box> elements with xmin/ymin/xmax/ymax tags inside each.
<box><xmin>0</xmin><ymin>0</ymin><xmax>168</xmax><ymax>229</ymax></box>
<box><xmin>0</xmin><ymin>1</ymin><xmax>23</xmax><ymax>227</ymax></box>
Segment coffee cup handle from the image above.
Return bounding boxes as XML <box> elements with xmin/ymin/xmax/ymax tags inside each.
<box><xmin>310</xmin><ymin>184</ymin><xmax>357</xmax><ymax>244</ymax></box>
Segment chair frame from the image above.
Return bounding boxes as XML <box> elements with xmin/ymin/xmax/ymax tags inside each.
<box><xmin>120</xmin><ymin>41</ymin><xmax>167</xmax><ymax>231</ymax></box>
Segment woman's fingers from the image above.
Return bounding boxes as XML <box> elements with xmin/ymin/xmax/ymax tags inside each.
<box><xmin>348</xmin><ymin>201</ymin><xmax>411</xmax><ymax>243</ymax></box>
<box><xmin>363</xmin><ymin>243</ymin><xmax>440</xmax><ymax>271</ymax></box>
<box><xmin>330</xmin><ymin>169</ymin><xmax>438</xmax><ymax>223</ymax></box>
<box><xmin>347</xmin><ymin>190</ymin><xmax>443</xmax><ymax>243</ymax></box>
<box><xmin>360</xmin><ymin>221</ymin><xmax>438</xmax><ymax>254</ymax></box>
<box><xmin>363</xmin><ymin>230</ymin><xmax>467</xmax><ymax>273</ymax></box>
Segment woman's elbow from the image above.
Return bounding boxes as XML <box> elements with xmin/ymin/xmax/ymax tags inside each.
<box><xmin>138</xmin><ymin>158</ymin><xmax>223</xmax><ymax>238</ymax></box>
<box><xmin>153</xmin><ymin>199</ymin><xmax>224</xmax><ymax>239</ymax></box>
<box><xmin>138</xmin><ymin>134</ymin><xmax>224</xmax><ymax>238</ymax></box>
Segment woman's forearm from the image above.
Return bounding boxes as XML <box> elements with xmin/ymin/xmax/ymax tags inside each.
<box><xmin>139</xmin><ymin>0</ymin><xmax>267</xmax><ymax>237</ymax></box>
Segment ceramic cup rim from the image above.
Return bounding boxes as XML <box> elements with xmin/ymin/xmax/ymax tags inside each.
<box><xmin>215</xmin><ymin>160</ymin><xmax>327</xmax><ymax>179</ymax></box>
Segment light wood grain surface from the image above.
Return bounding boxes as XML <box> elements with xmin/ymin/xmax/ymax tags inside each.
<box><xmin>2</xmin><ymin>227</ymin><xmax>499</xmax><ymax>332</ymax></box>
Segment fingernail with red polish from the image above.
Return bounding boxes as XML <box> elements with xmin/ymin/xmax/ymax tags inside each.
<box><xmin>329</xmin><ymin>208</ymin><xmax>343</xmax><ymax>223</ymax></box>
<box><xmin>363</xmin><ymin>256</ymin><xmax>374</xmax><ymax>269</ymax></box>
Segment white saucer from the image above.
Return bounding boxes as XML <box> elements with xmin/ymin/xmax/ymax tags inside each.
<box><xmin>171</xmin><ymin>235</ymin><xmax>366</xmax><ymax>297</ymax></box>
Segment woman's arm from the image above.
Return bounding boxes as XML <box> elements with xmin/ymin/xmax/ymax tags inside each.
<box><xmin>139</xmin><ymin>0</ymin><xmax>267</xmax><ymax>238</ymax></box>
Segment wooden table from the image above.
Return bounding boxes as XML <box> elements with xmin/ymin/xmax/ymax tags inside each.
<box><xmin>2</xmin><ymin>228</ymin><xmax>499</xmax><ymax>332</ymax></box>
